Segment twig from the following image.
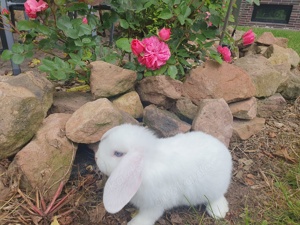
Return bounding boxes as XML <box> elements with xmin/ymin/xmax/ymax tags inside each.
<box><xmin>44</xmin><ymin>181</ymin><xmax>64</xmax><ymax>215</ymax></box>
<box><xmin>17</xmin><ymin>189</ymin><xmax>44</xmax><ymax>217</ymax></box>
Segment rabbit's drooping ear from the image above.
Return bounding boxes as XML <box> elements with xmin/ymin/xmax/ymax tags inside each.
<box><xmin>103</xmin><ymin>150</ymin><xmax>144</xmax><ymax>214</ymax></box>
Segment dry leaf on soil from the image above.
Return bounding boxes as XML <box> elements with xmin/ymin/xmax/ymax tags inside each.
<box><xmin>272</xmin><ymin>147</ymin><xmax>297</xmax><ymax>163</ymax></box>
<box><xmin>89</xmin><ymin>202</ymin><xmax>106</xmax><ymax>223</ymax></box>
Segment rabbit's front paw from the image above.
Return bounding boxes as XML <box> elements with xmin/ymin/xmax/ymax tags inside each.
<box><xmin>206</xmin><ymin>196</ymin><xmax>229</xmax><ymax>219</ymax></box>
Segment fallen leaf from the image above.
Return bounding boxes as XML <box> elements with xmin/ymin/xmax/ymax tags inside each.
<box><xmin>246</xmin><ymin>174</ymin><xmax>255</xmax><ymax>179</ymax></box>
<box><xmin>51</xmin><ymin>216</ymin><xmax>60</xmax><ymax>225</ymax></box>
<box><xmin>66</xmin><ymin>85</ymin><xmax>90</xmax><ymax>92</ymax></box>
<box><xmin>244</xmin><ymin>177</ymin><xmax>255</xmax><ymax>186</ymax></box>
<box><xmin>268</xmin><ymin>132</ymin><xmax>277</xmax><ymax>138</ymax></box>
<box><xmin>273</xmin><ymin>148</ymin><xmax>297</xmax><ymax>163</ymax></box>
<box><xmin>28</xmin><ymin>58</ymin><xmax>41</xmax><ymax>68</ymax></box>
<box><xmin>89</xmin><ymin>202</ymin><xmax>106</xmax><ymax>223</ymax></box>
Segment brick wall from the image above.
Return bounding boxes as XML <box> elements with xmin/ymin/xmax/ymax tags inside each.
<box><xmin>238</xmin><ymin>0</ymin><xmax>300</xmax><ymax>30</ymax></box>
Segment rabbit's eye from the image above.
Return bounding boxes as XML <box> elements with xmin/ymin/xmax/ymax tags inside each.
<box><xmin>114</xmin><ymin>151</ymin><xmax>124</xmax><ymax>157</ymax></box>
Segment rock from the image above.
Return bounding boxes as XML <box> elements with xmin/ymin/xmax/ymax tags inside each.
<box><xmin>0</xmin><ymin>82</ymin><xmax>45</xmax><ymax>159</ymax></box>
<box><xmin>50</xmin><ymin>91</ymin><xmax>93</xmax><ymax>114</ymax></box>
<box><xmin>234</xmin><ymin>55</ymin><xmax>287</xmax><ymax>97</ymax></box>
<box><xmin>277</xmin><ymin>70</ymin><xmax>300</xmax><ymax>99</ymax></box>
<box><xmin>112</xmin><ymin>91</ymin><xmax>144</xmax><ymax>119</ymax></box>
<box><xmin>274</xmin><ymin>37</ymin><xmax>289</xmax><ymax>48</ymax></box>
<box><xmin>90</xmin><ymin>61</ymin><xmax>137</xmax><ymax>98</ymax></box>
<box><xmin>192</xmin><ymin>99</ymin><xmax>233</xmax><ymax>147</ymax></box>
<box><xmin>66</xmin><ymin>98</ymin><xmax>138</xmax><ymax>143</ymax></box>
<box><xmin>263</xmin><ymin>44</ymin><xmax>300</xmax><ymax>69</ymax></box>
<box><xmin>256</xmin><ymin>32</ymin><xmax>277</xmax><ymax>46</ymax></box>
<box><xmin>8</xmin><ymin>113</ymin><xmax>77</xmax><ymax>200</ymax></box>
<box><xmin>0</xmin><ymin>71</ymin><xmax>54</xmax><ymax>117</ymax></box>
<box><xmin>232</xmin><ymin>117</ymin><xmax>265</xmax><ymax>140</ymax></box>
<box><xmin>183</xmin><ymin>60</ymin><xmax>255</xmax><ymax>104</ymax></box>
<box><xmin>257</xmin><ymin>93</ymin><xmax>287</xmax><ymax>117</ymax></box>
<box><xmin>143</xmin><ymin>105</ymin><xmax>191</xmax><ymax>137</ymax></box>
<box><xmin>136</xmin><ymin>75</ymin><xmax>183</xmax><ymax>108</ymax></box>
<box><xmin>295</xmin><ymin>96</ymin><xmax>300</xmax><ymax>114</ymax></box>
<box><xmin>229</xmin><ymin>97</ymin><xmax>257</xmax><ymax>120</ymax></box>
<box><xmin>171</xmin><ymin>97</ymin><xmax>198</xmax><ymax>122</ymax></box>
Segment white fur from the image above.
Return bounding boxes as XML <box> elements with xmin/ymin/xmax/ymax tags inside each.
<box><xmin>95</xmin><ymin>124</ymin><xmax>232</xmax><ymax>225</ymax></box>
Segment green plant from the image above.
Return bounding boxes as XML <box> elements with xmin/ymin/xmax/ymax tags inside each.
<box><xmin>106</xmin><ymin>0</ymin><xmax>236</xmax><ymax>80</ymax></box>
<box><xmin>0</xmin><ymin>0</ymin><xmax>114</xmax><ymax>82</ymax></box>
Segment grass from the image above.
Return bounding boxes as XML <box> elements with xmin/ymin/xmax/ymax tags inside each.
<box><xmin>238</xmin><ymin>26</ymin><xmax>300</xmax><ymax>55</ymax></box>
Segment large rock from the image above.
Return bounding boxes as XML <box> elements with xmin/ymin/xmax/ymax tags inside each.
<box><xmin>183</xmin><ymin>60</ymin><xmax>255</xmax><ymax>104</ymax></box>
<box><xmin>229</xmin><ymin>97</ymin><xmax>257</xmax><ymax>120</ymax></box>
<box><xmin>263</xmin><ymin>44</ymin><xmax>300</xmax><ymax>69</ymax></box>
<box><xmin>0</xmin><ymin>83</ymin><xmax>45</xmax><ymax>159</ymax></box>
<box><xmin>277</xmin><ymin>70</ymin><xmax>300</xmax><ymax>99</ymax></box>
<box><xmin>171</xmin><ymin>97</ymin><xmax>198</xmax><ymax>122</ymax></box>
<box><xmin>136</xmin><ymin>75</ymin><xmax>183</xmax><ymax>108</ymax></box>
<box><xmin>0</xmin><ymin>71</ymin><xmax>54</xmax><ymax>117</ymax></box>
<box><xmin>256</xmin><ymin>32</ymin><xmax>278</xmax><ymax>46</ymax></box>
<box><xmin>232</xmin><ymin>117</ymin><xmax>265</xmax><ymax>140</ymax></box>
<box><xmin>143</xmin><ymin>105</ymin><xmax>191</xmax><ymax>137</ymax></box>
<box><xmin>66</xmin><ymin>98</ymin><xmax>138</xmax><ymax>143</ymax></box>
<box><xmin>8</xmin><ymin>113</ymin><xmax>77</xmax><ymax>200</ymax></box>
<box><xmin>112</xmin><ymin>91</ymin><xmax>144</xmax><ymax>119</ymax></box>
<box><xmin>234</xmin><ymin>55</ymin><xmax>287</xmax><ymax>97</ymax></box>
<box><xmin>257</xmin><ymin>93</ymin><xmax>287</xmax><ymax>117</ymax></box>
<box><xmin>90</xmin><ymin>61</ymin><xmax>137</xmax><ymax>98</ymax></box>
<box><xmin>50</xmin><ymin>91</ymin><xmax>93</xmax><ymax>114</ymax></box>
<box><xmin>192</xmin><ymin>99</ymin><xmax>233</xmax><ymax>147</ymax></box>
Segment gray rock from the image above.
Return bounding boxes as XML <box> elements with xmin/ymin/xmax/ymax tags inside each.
<box><xmin>0</xmin><ymin>71</ymin><xmax>54</xmax><ymax>117</ymax></box>
<box><xmin>50</xmin><ymin>91</ymin><xmax>93</xmax><ymax>114</ymax></box>
<box><xmin>277</xmin><ymin>70</ymin><xmax>300</xmax><ymax>99</ymax></box>
<box><xmin>171</xmin><ymin>97</ymin><xmax>198</xmax><ymax>122</ymax></box>
<box><xmin>0</xmin><ymin>83</ymin><xmax>45</xmax><ymax>159</ymax></box>
<box><xmin>8</xmin><ymin>113</ymin><xmax>77</xmax><ymax>200</ymax></box>
<box><xmin>263</xmin><ymin>44</ymin><xmax>300</xmax><ymax>69</ymax></box>
<box><xmin>192</xmin><ymin>99</ymin><xmax>233</xmax><ymax>147</ymax></box>
<box><xmin>143</xmin><ymin>105</ymin><xmax>191</xmax><ymax>137</ymax></box>
<box><xmin>234</xmin><ymin>55</ymin><xmax>287</xmax><ymax>97</ymax></box>
<box><xmin>90</xmin><ymin>61</ymin><xmax>137</xmax><ymax>98</ymax></box>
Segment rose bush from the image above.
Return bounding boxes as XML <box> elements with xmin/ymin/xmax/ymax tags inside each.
<box><xmin>0</xmin><ymin>0</ymin><xmax>113</xmax><ymax>82</ymax></box>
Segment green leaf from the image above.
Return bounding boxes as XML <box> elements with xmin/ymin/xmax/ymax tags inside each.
<box><xmin>12</xmin><ymin>43</ymin><xmax>24</xmax><ymax>54</ymax></box>
<box><xmin>1</xmin><ymin>50</ymin><xmax>13</xmax><ymax>60</ymax></box>
<box><xmin>144</xmin><ymin>71</ymin><xmax>153</xmax><ymax>77</ymax></box>
<box><xmin>158</xmin><ymin>9</ymin><xmax>173</xmax><ymax>19</ymax></box>
<box><xmin>17</xmin><ymin>20</ymin><xmax>36</xmax><ymax>31</ymax></box>
<box><xmin>119</xmin><ymin>19</ymin><xmax>129</xmax><ymax>29</ymax></box>
<box><xmin>74</xmin><ymin>39</ymin><xmax>83</xmax><ymax>46</ymax></box>
<box><xmin>51</xmin><ymin>70</ymin><xmax>67</xmax><ymax>80</ymax></box>
<box><xmin>36</xmin><ymin>24</ymin><xmax>52</xmax><ymax>35</ymax></box>
<box><xmin>178</xmin><ymin>15</ymin><xmax>185</xmax><ymax>25</ymax></box>
<box><xmin>82</xmin><ymin>38</ymin><xmax>91</xmax><ymax>44</ymax></box>
<box><xmin>57</xmin><ymin>16</ymin><xmax>72</xmax><ymax>30</ymax></box>
<box><xmin>69</xmin><ymin>53</ymin><xmax>81</xmax><ymax>61</ymax></box>
<box><xmin>12</xmin><ymin>54</ymin><xmax>25</xmax><ymax>64</ymax></box>
<box><xmin>167</xmin><ymin>65</ymin><xmax>178</xmax><ymax>79</ymax></box>
<box><xmin>154</xmin><ymin>65</ymin><xmax>167</xmax><ymax>75</ymax></box>
<box><xmin>39</xmin><ymin>64</ymin><xmax>53</xmax><ymax>73</ymax></box>
<box><xmin>25</xmin><ymin>51</ymin><xmax>34</xmax><ymax>59</ymax></box>
<box><xmin>116</xmin><ymin>38</ymin><xmax>132</xmax><ymax>52</ymax></box>
<box><xmin>65</xmin><ymin>29</ymin><xmax>80</xmax><ymax>39</ymax></box>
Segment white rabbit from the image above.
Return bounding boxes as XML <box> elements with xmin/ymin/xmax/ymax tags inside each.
<box><xmin>95</xmin><ymin>124</ymin><xmax>232</xmax><ymax>225</ymax></box>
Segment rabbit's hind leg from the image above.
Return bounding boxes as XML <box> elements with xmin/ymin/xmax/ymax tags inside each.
<box><xmin>205</xmin><ymin>195</ymin><xmax>229</xmax><ymax>219</ymax></box>
<box><xmin>127</xmin><ymin>207</ymin><xmax>164</xmax><ymax>225</ymax></box>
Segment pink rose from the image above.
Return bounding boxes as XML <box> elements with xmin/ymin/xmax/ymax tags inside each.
<box><xmin>82</xmin><ymin>17</ymin><xmax>88</xmax><ymax>24</ymax></box>
<box><xmin>217</xmin><ymin>46</ymin><xmax>231</xmax><ymax>62</ymax></box>
<box><xmin>138</xmin><ymin>36</ymin><xmax>171</xmax><ymax>70</ymax></box>
<box><xmin>24</xmin><ymin>0</ymin><xmax>48</xmax><ymax>19</ymax></box>
<box><xmin>1</xmin><ymin>8</ymin><xmax>10</xmax><ymax>17</ymax></box>
<box><xmin>242</xmin><ymin>29</ymin><xmax>255</xmax><ymax>46</ymax></box>
<box><xmin>131</xmin><ymin>39</ymin><xmax>144</xmax><ymax>56</ymax></box>
<box><xmin>205</xmin><ymin>11</ymin><xmax>211</xmax><ymax>20</ymax></box>
<box><xmin>158</xmin><ymin>27</ymin><xmax>171</xmax><ymax>41</ymax></box>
